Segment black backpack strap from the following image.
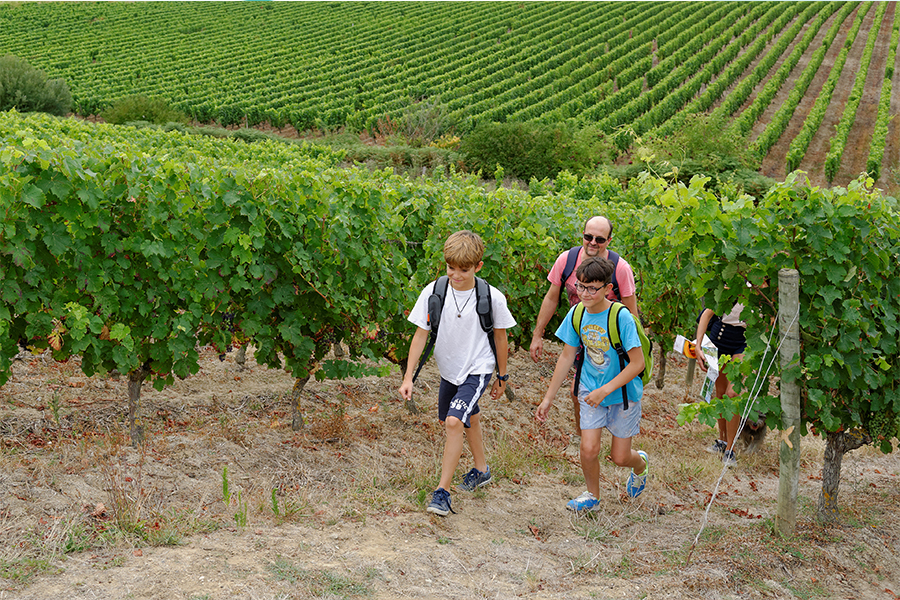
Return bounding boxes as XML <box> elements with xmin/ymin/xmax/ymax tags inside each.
<box><xmin>608</xmin><ymin>302</ymin><xmax>630</xmax><ymax>410</ymax></box>
<box><xmin>558</xmin><ymin>246</ymin><xmax>581</xmax><ymax>304</ymax></box>
<box><xmin>411</xmin><ymin>276</ymin><xmax>448</xmax><ymax>383</ymax></box>
<box><xmin>475</xmin><ymin>277</ymin><xmax>498</xmax><ymax>371</ymax></box>
<box><xmin>607</xmin><ymin>250</ymin><xmax>621</xmax><ymax>301</ymax></box>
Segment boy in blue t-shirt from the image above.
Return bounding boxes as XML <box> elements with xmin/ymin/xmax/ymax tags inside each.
<box><xmin>535</xmin><ymin>256</ymin><xmax>649</xmax><ymax>511</ymax></box>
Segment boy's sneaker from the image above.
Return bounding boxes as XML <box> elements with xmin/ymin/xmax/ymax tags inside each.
<box><xmin>722</xmin><ymin>450</ymin><xmax>737</xmax><ymax>467</ymax></box>
<box><xmin>459</xmin><ymin>466</ymin><xmax>492</xmax><ymax>491</ymax></box>
<box><xmin>706</xmin><ymin>439</ymin><xmax>727</xmax><ymax>455</ymax></box>
<box><xmin>566</xmin><ymin>491</ymin><xmax>600</xmax><ymax>512</ymax></box>
<box><xmin>426</xmin><ymin>488</ymin><xmax>455</xmax><ymax>516</ymax></box>
<box><xmin>627</xmin><ymin>450</ymin><xmax>649</xmax><ymax>498</ymax></box>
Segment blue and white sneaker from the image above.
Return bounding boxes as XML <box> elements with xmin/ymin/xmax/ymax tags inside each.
<box><xmin>459</xmin><ymin>466</ymin><xmax>492</xmax><ymax>491</ymax></box>
<box><xmin>627</xmin><ymin>450</ymin><xmax>649</xmax><ymax>498</ymax></box>
<box><xmin>426</xmin><ymin>488</ymin><xmax>454</xmax><ymax>516</ymax></box>
<box><xmin>566</xmin><ymin>491</ymin><xmax>600</xmax><ymax>512</ymax></box>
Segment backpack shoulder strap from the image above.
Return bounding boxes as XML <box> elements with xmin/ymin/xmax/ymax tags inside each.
<box><xmin>558</xmin><ymin>246</ymin><xmax>581</xmax><ymax>304</ymax></box>
<box><xmin>607</xmin><ymin>301</ymin><xmax>623</xmax><ymax>347</ymax></box>
<box><xmin>572</xmin><ymin>302</ymin><xmax>586</xmax><ymax>339</ymax></box>
<box><xmin>607</xmin><ymin>250</ymin><xmax>621</xmax><ymax>301</ymax></box>
<box><xmin>607</xmin><ymin>301</ymin><xmax>630</xmax><ymax>409</ymax></box>
<box><xmin>474</xmin><ymin>277</ymin><xmax>493</xmax><ymax>333</ymax></box>
<box><xmin>412</xmin><ymin>276</ymin><xmax>448</xmax><ymax>383</ymax></box>
<box><xmin>475</xmin><ymin>277</ymin><xmax>499</xmax><ymax>371</ymax></box>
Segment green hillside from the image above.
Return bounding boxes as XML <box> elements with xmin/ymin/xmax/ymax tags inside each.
<box><xmin>2</xmin><ymin>1</ymin><xmax>899</xmax><ymax>187</ymax></box>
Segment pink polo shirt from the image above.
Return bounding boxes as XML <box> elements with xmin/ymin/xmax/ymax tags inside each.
<box><xmin>547</xmin><ymin>247</ymin><xmax>636</xmax><ymax>307</ymax></box>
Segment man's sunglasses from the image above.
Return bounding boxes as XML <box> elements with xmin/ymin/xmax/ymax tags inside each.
<box><xmin>583</xmin><ymin>233</ymin><xmax>608</xmax><ymax>244</ymax></box>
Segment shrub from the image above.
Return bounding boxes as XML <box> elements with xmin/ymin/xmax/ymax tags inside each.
<box><xmin>639</xmin><ymin>113</ymin><xmax>753</xmax><ymax>173</ymax></box>
<box><xmin>100</xmin><ymin>95</ymin><xmax>188</xmax><ymax>125</ymax></box>
<box><xmin>0</xmin><ymin>55</ymin><xmax>72</xmax><ymax>115</ymax></box>
<box><xmin>460</xmin><ymin>121</ymin><xmax>598</xmax><ymax>181</ymax></box>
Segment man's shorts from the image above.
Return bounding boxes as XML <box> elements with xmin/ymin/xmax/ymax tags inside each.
<box><xmin>438</xmin><ymin>373</ymin><xmax>491</xmax><ymax>428</ymax></box>
<box><xmin>578</xmin><ymin>390</ymin><xmax>641</xmax><ymax>438</ymax></box>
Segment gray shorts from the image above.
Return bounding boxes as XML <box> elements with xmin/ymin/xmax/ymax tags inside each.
<box><xmin>578</xmin><ymin>391</ymin><xmax>641</xmax><ymax>438</ymax></box>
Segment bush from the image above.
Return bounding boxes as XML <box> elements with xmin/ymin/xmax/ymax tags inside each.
<box><xmin>460</xmin><ymin>121</ymin><xmax>599</xmax><ymax>181</ymax></box>
<box><xmin>638</xmin><ymin>113</ymin><xmax>753</xmax><ymax>173</ymax></box>
<box><xmin>0</xmin><ymin>55</ymin><xmax>72</xmax><ymax>116</ymax></box>
<box><xmin>100</xmin><ymin>95</ymin><xmax>188</xmax><ymax>125</ymax></box>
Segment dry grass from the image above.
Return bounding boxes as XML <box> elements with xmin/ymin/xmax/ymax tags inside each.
<box><xmin>0</xmin><ymin>346</ymin><xmax>898</xmax><ymax>599</ymax></box>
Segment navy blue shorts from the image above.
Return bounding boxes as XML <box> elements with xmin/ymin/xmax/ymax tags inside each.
<box><xmin>438</xmin><ymin>373</ymin><xmax>491</xmax><ymax>428</ymax></box>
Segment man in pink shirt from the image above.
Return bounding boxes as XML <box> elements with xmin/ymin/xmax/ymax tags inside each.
<box><xmin>530</xmin><ymin>216</ymin><xmax>639</xmax><ymax>432</ymax></box>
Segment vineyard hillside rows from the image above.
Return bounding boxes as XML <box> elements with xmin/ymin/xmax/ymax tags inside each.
<box><xmin>2</xmin><ymin>10</ymin><xmax>900</xmax><ymax>596</ymax></box>
<box><xmin>1</xmin><ymin>1</ymin><xmax>900</xmax><ymax>188</ymax></box>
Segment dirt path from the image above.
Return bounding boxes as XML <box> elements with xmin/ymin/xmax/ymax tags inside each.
<box><xmin>1</xmin><ymin>346</ymin><xmax>898</xmax><ymax>600</ymax></box>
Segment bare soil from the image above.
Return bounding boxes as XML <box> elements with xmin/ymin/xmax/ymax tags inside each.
<box><xmin>754</xmin><ymin>7</ymin><xmax>847</xmax><ymax>182</ymax></box>
<box><xmin>762</xmin><ymin>4</ymin><xmax>885</xmax><ymax>188</ymax></box>
<box><xmin>1</xmin><ymin>343</ymin><xmax>898</xmax><ymax>600</ymax></box>
<box><xmin>836</xmin><ymin>3</ymin><xmax>895</xmax><ymax>183</ymax></box>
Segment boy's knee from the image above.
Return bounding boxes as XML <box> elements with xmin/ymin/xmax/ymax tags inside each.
<box><xmin>580</xmin><ymin>439</ymin><xmax>602</xmax><ymax>458</ymax></box>
<box><xmin>445</xmin><ymin>416</ymin><xmax>465</xmax><ymax>432</ymax></box>
<box><xmin>609</xmin><ymin>448</ymin><xmax>632</xmax><ymax>467</ymax></box>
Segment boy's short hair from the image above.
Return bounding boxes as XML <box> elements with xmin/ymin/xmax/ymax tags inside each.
<box><xmin>576</xmin><ymin>256</ymin><xmax>614</xmax><ymax>286</ymax></box>
<box><xmin>443</xmin><ymin>230</ymin><xmax>485</xmax><ymax>268</ymax></box>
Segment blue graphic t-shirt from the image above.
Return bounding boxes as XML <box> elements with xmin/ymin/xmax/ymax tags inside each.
<box><xmin>555</xmin><ymin>304</ymin><xmax>644</xmax><ymax>407</ymax></box>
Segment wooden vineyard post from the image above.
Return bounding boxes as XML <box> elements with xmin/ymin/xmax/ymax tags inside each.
<box><xmin>776</xmin><ymin>268</ymin><xmax>801</xmax><ymax>536</ymax></box>
<box><xmin>685</xmin><ymin>357</ymin><xmax>696</xmax><ymax>389</ymax></box>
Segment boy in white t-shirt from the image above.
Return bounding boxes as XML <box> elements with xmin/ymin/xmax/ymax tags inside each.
<box><xmin>536</xmin><ymin>256</ymin><xmax>648</xmax><ymax>512</ymax></box>
<box><xmin>399</xmin><ymin>231</ymin><xmax>517</xmax><ymax>516</ymax></box>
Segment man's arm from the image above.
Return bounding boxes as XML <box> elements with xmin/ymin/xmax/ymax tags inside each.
<box><xmin>621</xmin><ymin>294</ymin><xmax>639</xmax><ymax>320</ymax></box>
<box><xmin>530</xmin><ymin>283</ymin><xmax>562</xmax><ymax>362</ymax></box>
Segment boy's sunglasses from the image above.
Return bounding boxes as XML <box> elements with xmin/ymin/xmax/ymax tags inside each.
<box><xmin>583</xmin><ymin>233</ymin><xmax>608</xmax><ymax>244</ymax></box>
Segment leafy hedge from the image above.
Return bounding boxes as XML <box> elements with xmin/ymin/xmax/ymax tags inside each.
<box><xmin>2</xmin><ymin>112</ymin><xmax>898</xmax><ymax>460</ymax></box>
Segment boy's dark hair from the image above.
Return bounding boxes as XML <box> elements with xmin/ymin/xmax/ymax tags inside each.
<box><xmin>576</xmin><ymin>256</ymin><xmax>614</xmax><ymax>286</ymax></box>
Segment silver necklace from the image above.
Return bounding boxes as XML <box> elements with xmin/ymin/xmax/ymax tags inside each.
<box><xmin>451</xmin><ymin>286</ymin><xmax>475</xmax><ymax>318</ymax></box>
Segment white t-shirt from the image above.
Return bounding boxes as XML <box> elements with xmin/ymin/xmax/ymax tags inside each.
<box><xmin>408</xmin><ymin>279</ymin><xmax>517</xmax><ymax>385</ymax></box>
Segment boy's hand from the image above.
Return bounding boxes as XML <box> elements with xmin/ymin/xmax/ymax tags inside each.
<box><xmin>585</xmin><ymin>386</ymin><xmax>610</xmax><ymax>408</ymax></box>
<box><xmin>535</xmin><ymin>398</ymin><xmax>553</xmax><ymax>422</ymax></box>
<box><xmin>398</xmin><ymin>379</ymin><xmax>414</xmax><ymax>401</ymax></box>
<box><xmin>490</xmin><ymin>378</ymin><xmax>505</xmax><ymax>400</ymax></box>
